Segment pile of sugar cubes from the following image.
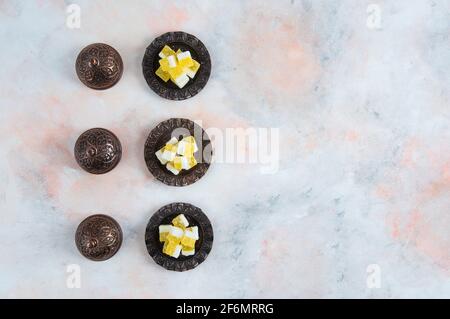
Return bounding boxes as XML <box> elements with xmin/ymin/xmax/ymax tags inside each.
<box><xmin>155</xmin><ymin>135</ymin><xmax>199</xmax><ymax>175</ymax></box>
<box><xmin>159</xmin><ymin>214</ymin><xmax>199</xmax><ymax>258</ymax></box>
<box><xmin>156</xmin><ymin>45</ymin><xmax>200</xmax><ymax>88</ymax></box>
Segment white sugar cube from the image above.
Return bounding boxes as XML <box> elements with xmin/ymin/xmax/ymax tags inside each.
<box><xmin>167</xmin><ymin>137</ymin><xmax>178</xmax><ymax>145</ymax></box>
<box><xmin>181</xmin><ymin>248</ymin><xmax>195</xmax><ymax>256</ymax></box>
<box><xmin>180</xmin><ymin>214</ymin><xmax>189</xmax><ymax>226</ymax></box>
<box><xmin>169</xmin><ymin>226</ymin><xmax>184</xmax><ymax>238</ymax></box>
<box><xmin>171</xmin><ymin>245</ymin><xmax>182</xmax><ymax>258</ymax></box>
<box><xmin>184</xmin><ymin>229</ymin><xmax>197</xmax><ymax>239</ymax></box>
<box><xmin>162</xmin><ymin>149</ymin><xmax>176</xmax><ymax>162</ymax></box>
<box><xmin>184</xmin><ymin>67</ymin><xmax>197</xmax><ymax>79</ymax></box>
<box><xmin>188</xmin><ymin>226</ymin><xmax>199</xmax><ymax>240</ymax></box>
<box><xmin>173</xmin><ymin>73</ymin><xmax>189</xmax><ymax>89</ymax></box>
<box><xmin>167</xmin><ymin>55</ymin><xmax>177</xmax><ymax>68</ymax></box>
<box><xmin>176</xmin><ymin>140</ymin><xmax>186</xmax><ymax>155</ymax></box>
<box><xmin>180</xmin><ymin>157</ymin><xmax>190</xmax><ymax>169</ymax></box>
<box><xmin>155</xmin><ymin>149</ymin><xmax>168</xmax><ymax>164</ymax></box>
<box><xmin>159</xmin><ymin>225</ymin><xmax>171</xmax><ymax>233</ymax></box>
<box><xmin>175</xmin><ymin>214</ymin><xmax>189</xmax><ymax>227</ymax></box>
<box><xmin>166</xmin><ymin>162</ymin><xmax>180</xmax><ymax>175</ymax></box>
<box><xmin>177</xmin><ymin>51</ymin><xmax>191</xmax><ymax>61</ymax></box>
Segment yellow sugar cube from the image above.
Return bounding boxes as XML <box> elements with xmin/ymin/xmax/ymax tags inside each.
<box><xmin>181</xmin><ymin>247</ymin><xmax>195</xmax><ymax>256</ymax></box>
<box><xmin>155</xmin><ymin>149</ymin><xmax>168</xmax><ymax>165</ymax></box>
<box><xmin>163</xmin><ymin>241</ymin><xmax>182</xmax><ymax>258</ymax></box>
<box><xmin>159</xmin><ymin>45</ymin><xmax>176</xmax><ymax>58</ymax></box>
<box><xmin>166</xmin><ymin>137</ymin><xmax>179</xmax><ymax>145</ymax></box>
<box><xmin>162</xmin><ymin>240</ymin><xmax>173</xmax><ymax>253</ymax></box>
<box><xmin>172</xmin><ymin>156</ymin><xmax>184</xmax><ymax>171</ymax></box>
<box><xmin>164</xmin><ymin>143</ymin><xmax>177</xmax><ymax>153</ymax></box>
<box><xmin>166</xmin><ymin>226</ymin><xmax>183</xmax><ymax>243</ymax></box>
<box><xmin>182</xmin><ymin>157</ymin><xmax>191</xmax><ymax>170</ymax></box>
<box><xmin>167</xmin><ymin>55</ymin><xmax>177</xmax><ymax>68</ymax></box>
<box><xmin>162</xmin><ymin>144</ymin><xmax>177</xmax><ymax>161</ymax></box>
<box><xmin>178</xmin><ymin>58</ymin><xmax>194</xmax><ymax>69</ymax></box>
<box><xmin>161</xmin><ymin>151</ymin><xmax>175</xmax><ymax>162</ymax></box>
<box><xmin>184</xmin><ymin>67</ymin><xmax>196</xmax><ymax>79</ymax></box>
<box><xmin>158</xmin><ymin>47</ymin><xmax>197</xmax><ymax>89</ymax></box>
<box><xmin>181</xmin><ymin>230</ymin><xmax>197</xmax><ymax>249</ymax></box>
<box><xmin>159</xmin><ymin>55</ymin><xmax>177</xmax><ymax>71</ymax></box>
<box><xmin>172</xmin><ymin>214</ymin><xmax>189</xmax><ymax>229</ymax></box>
<box><xmin>166</xmin><ymin>162</ymin><xmax>180</xmax><ymax>175</ymax></box>
<box><xmin>185</xmin><ymin>143</ymin><xmax>195</xmax><ymax>156</ymax></box>
<box><xmin>177</xmin><ymin>51</ymin><xmax>194</xmax><ymax>68</ymax></box>
<box><xmin>159</xmin><ymin>135</ymin><xmax>199</xmax><ymax>175</ymax></box>
<box><xmin>187</xmin><ymin>156</ymin><xmax>198</xmax><ymax>169</ymax></box>
<box><xmin>168</xmin><ymin>65</ymin><xmax>186</xmax><ymax>80</ymax></box>
<box><xmin>155</xmin><ymin>66</ymin><xmax>170</xmax><ymax>82</ymax></box>
<box><xmin>159</xmin><ymin>58</ymin><xmax>170</xmax><ymax>72</ymax></box>
<box><xmin>159</xmin><ymin>213</ymin><xmax>200</xmax><ymax>258</ymax></box>
<box><xmin>190</xmin><ymin>60</ymin><xmax>200</xmax><ymax>73</ymax></box>
<box><xmin>181</xmin><ymin>237</ymin><xmax>196</xmax><ymax>249</ymax></box>
<box><xmin>186</xmin><ymin>226</ymin><xmax>199</xmax><ymax>240</ymax></box>
<box><xmin>182</xmin><ymin>136</ymin><xmax>199</xmax><ymax>152</ymax></box>
<box><xmin>176</xmin><ymin>140</ymin><xmax>195</xmax><ymax>157</ymax></box>
<box><xmin>182</xmin><ymin>136</ymin><xmax>195</xmax><ymax>143</ymax></box>
<box><xmin>159</xmin><ymin>225</ymin><xmax>171</xmax><ymax>242</ymax></box>
<box><xmin>172</xmin><ymin>156</ymin><xmax>182</xmax><ymax>170</ymax></box>
<box><xmin>184</xmin><ymin>60</ymin><xmax>200</xmax><ymax>79</ymax></box>
<box><xmin>161</xmin><ymin>147</ymin><xmax>176</xmax><ymax>162</ymax></box>
<box><xmin>171</xmin><ymin>73</ymin><xmax>189</xmax><ymax>89</ymax></box>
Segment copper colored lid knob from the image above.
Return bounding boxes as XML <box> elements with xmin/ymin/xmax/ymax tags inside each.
<box><xmin>75</xmin><ymin>43</ymin><xmax>123</xmax><ymax>90</ymax></box>
<box><xmin>75</xmin><ymin>214</ymin><xmax>123</xmax><ymax>261</ymax></box>
<box><xmin>74</xmin><ymin>128</ymin><xmax>122</xmax><ymax>174</ymax></box>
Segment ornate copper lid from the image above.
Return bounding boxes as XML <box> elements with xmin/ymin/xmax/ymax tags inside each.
<box><xmin>74</xmin><ymin>128</ymin><xmax>122</xmax><ymax>174</ymax></box>
<box><xmin>76</xmin><ymin>43</ymin><xmax>123</xmax><ymax>90</ymax></box>
<box><xmin>75</xmin><ymin>214</ymin><xmax>123</xmax><ymax>261</ymax></box>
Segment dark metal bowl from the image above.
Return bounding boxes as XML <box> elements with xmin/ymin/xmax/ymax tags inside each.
<box><xmin>142</xmin><ymin>31</ymin><xmax>211</xmax><ymax>100</ymax></box>
<box><xmin>144</xmin><ymin>118</ymin><xmax>212</xmax><ymax>186</ymax></box>
<box><xmin>145</xmin><ymin>203</ymin><xmax>213</xmax><ymax>271</ymax></box>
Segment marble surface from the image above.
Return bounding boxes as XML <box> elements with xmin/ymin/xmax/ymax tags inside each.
<box><xmin>0</xmin><ymin>0</ymin><xmax>450</xmax><ymax>299</ymax></box>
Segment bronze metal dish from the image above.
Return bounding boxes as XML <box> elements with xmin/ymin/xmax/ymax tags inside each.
<box><xmin>145</xmin><ymin>202</ymin><xmax>213</xmax><ymax>271</ymax></box>
<box><xmin>75</xmin><ymin>214</ymin><xmax>123</xmax><ymax>261</ymax></box>
<box><xmin>74</xmin><ymin>128</ymin><xmax>122</xmax><ymax>174</ymax></box>
<box><xmin>144</xmin><ymin>118</ymin><xmax>212</xmax><ymax>186</ymax></box>
<box><xmin>142</xmin><ymin>31</ymin><xmax>211</xmax><ymax>100</ymax></box>
<box><xmin>75</xmin><ymin>43</ymin><xmax>123</xmax><ymax>90</ymax></box>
